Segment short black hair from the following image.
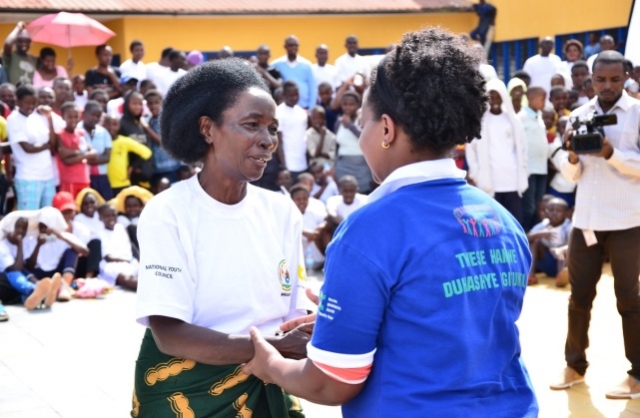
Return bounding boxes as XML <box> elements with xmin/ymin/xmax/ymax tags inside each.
<box><xmin>89</xmin><ymin>89</ymin><xmax>108</xmax><ymax>100</ymax></box>
<box><xmin>338</xmin><ymin>175</ymin><xmax>358</xmax><ymax>188</ymax></box>
<box><xmin>318</xmin><ymin>81</ymin><xmax>332</xmax><ymax>91</ymax></box>
<box><xmin>129</xmin><ymin>40</ymin><xmax>143</xmax><ymax>52</ymax></box>
<box><xmin>342</xmin><ymin>90</ymin><xmax>361</xmax><ymax>105</ymax></box>
<box><xmin>97</xmin><ymin>203</ymin><xmax>116</xmax><ymax>216</ymax></box>
<box><xmin>310</xmin><ymin>105</ymin><xmax>325</xmax><ymax>116</ymax></box>
<box><xmin>282</xmin><ymin>80</ymin><xmax>298</xmax><ymax>92</ymax></box>
<box><xmin>513</xmin><ymin>70</ymin><xmax>531</xmax><ymax>82</ymax></box>
<box><xmin>16</xmin><ymin>85</ymin><xmax>35</xmax><ymax>100</ymax></box>
<box><xmin>139</xmin><ymin>79</ymin><xmax>155</xmax><ymax>90</ymax></box>
<box><xmin>0</xmin><ymin>83</ymin><xmax>16</xmax><ymax>92</ymax></box>
<box><xmin>161</xmin><ymin>47</ymin><xmax>174</xmax><ymax>59</ymax></box>
<box><xmin>39</xmin><ymin>47</ymin><xmax>56</xmax><ymax>60</ymax></box>
<box><xmin>290</xmin><ymin>183</ymin><xmax>310</xmax><ymax>197</ymax></box>
<box><xmin>626</xmin><ymin>59</ymin><xmax>634</xmax><ymax>72</ymax></box>
<box><xmin>160</xmin><ymin>58</ymin><xmax>269</xmax><ymax>163</ymax></box>
<box><xmin>593</xmin><ymin>50</ymin><xmax>626</xmax><ymax>73</ymax></box>
<box><xmin>168</xmin><ymin>50</ymin><xmax>183</xmax><ymax>61</ymax></box>
<box><xmin>61</xmin><ymin>101</ymin><xmax>77</xmax><ymax>116</ymax></box>
<box><xmin>550</xmin><ymin>86</ymin><xmax>566</xmax><ymax>98</ymax></box>
<box><xmin>367</xmin><ymin>27</ymin><xmax>486</xmax><ymax>154</ymax></box>
<box><xmin>53</xmin><ymin>77</ymin><xmax>70</xmax><ymax>88</ymax></box>
<box><xmin>571</xmin><ymin>60</ymin><xmax>589</xmax><ymax>73</ymax></box>
<box><xmin>84</xmin><ymin>100</ymin><xmax>102</xmax><ymax>114</ymax></box>
<box><xmin>144</xmin><ymin>89</ymin><xmax>162</xmax><ymax>102</ymax></box>
<box><xmin>526</xmin><ymin>86</ymin><xmax>546</xmax><ymax>98</ymax></box>
<box><xmin>95</xmin><ymin>44</ymin><xmax>109</xmax><ymax>55</ymax></box>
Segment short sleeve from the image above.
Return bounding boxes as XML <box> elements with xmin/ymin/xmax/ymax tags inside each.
<box><xmin>308</xmin><ymin>239</ymin><xmax>389</xmax><ymax>381</ymax></box>
<box><xmin>136</xmin><ymin>199</ymin><xmax>196</xmax><ymax>327</ymax></box>
<box><xmin>7</xmin><ymin>117</ymin><xmax>28</xmax><ymax>144</ymax></box>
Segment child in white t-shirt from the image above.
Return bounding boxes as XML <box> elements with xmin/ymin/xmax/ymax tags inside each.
<box><xmin>276</xmin><ymin>81</ymin><xmax>309</xmax><ymax>178</ymax></box>
<box><xmin>527</xmin><ymin>197</ymin><xmax>572</xmax><ymax>287</ymax></box>
<box><xmin>97</xmin><ymin>204</ymin><xmax>138</xmax><ymax>290</ymax></box>
<box><xmin>317</xmin><ymin>175</ymin><xmax>368</xmax><ymax>255</ymax></box>
<box><xmin>290</xmin><ymin>183</ymin><xmax>327</xmax><ymax>270</ymax></box>
<box><xmin>0</xmin><ymin>217</ymin><xmax>60</xmax><ymax>310</ymax></box>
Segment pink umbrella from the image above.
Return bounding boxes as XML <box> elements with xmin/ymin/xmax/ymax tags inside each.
<box><xmin>26</xmin><ymin>12</ymin><xmax>115</xmax><ymax>56</ymax></box>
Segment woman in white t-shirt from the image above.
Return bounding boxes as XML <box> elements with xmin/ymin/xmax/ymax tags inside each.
<box><xmin>133</xmin><ymin>59</ymin><xmax>313</xmax><ymax>417</ymax></box>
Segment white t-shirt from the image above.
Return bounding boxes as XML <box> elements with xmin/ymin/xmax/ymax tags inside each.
<box><xmin>312</xmin><ymin>63</ymin><xmax>339</xmax><ymax>89</ymax></box>
<box><xmin>0</xmin><ymin>237</ymin><xmax>36</xmax><ymax>272</ymax></box>
<box><xmin>311</xmin><ymin>177</ymin><xmax>339</xmax><ymax>204</ymax></box>
<box><xmin>326</xmin><ymin>193</ymin><xmax>368</xmax><ymax>220</ymax></box>
<box><xmin>117</xmin><ymin>215</ymin><xmax>139</xmax><ymax>228</ymax></box>
<box><xmin>486</xmin><ymin>112</ymin><xmax>519</xmax><ymax>192</ymax></box>
<box><xmin>277</xmin><ymin>103</ymin><xmax>309</xmax><ymax>172</ymax></box>
<box><xmin>100</xmin><ymin>223</ymin><xmax>132</xmax><ymax>261</ymax></box>
<box><xmin>145</xmin><ymin>62</ymin><xmax>165</xmax><ymax>86</ymax></box>
<box><xmin>8</xmin><ymin>111</ymin><xmax>60</xmax><ymax>181</ymax></box>
<box><xmin>522</xmin><ymin>54</ymin><xmax>562</xmax><ymax>93</ymax></box>
<box><xmin>119</xmin><ymin>59</ymin><xmax>147</xmax><ymax>81</ymax></box>
<box><xmin>335</xmin><ymin>53</ymin><xmax>372</xmax><ymax>85</ymax></box>
<box><xmin>74</xmin><ymin>91</ymin><xmax>88</xmax><ymax>111</ymax></box>
<box><xmin>74</xmin><ymin>212</ymin><xmax>103</xmax><ymax>240</ymax></box>
<box><xmin>136</xmin><ymin>176</ymin><xmax>314</xmax><ymax>336</ymax></box>
<box><xmin>302</xmin><ymin>198</ymin><xmax>327</xmax><ymax>263</ymax></box>
<box><xmin>35</xmin><ymin>221</ymin><xmax>90</xmax><ymax>271</ymax></box>
<box><xmin>155</xmin><ymin>67</ymin><xmax>187</xmax><ymax>95</ymax></box>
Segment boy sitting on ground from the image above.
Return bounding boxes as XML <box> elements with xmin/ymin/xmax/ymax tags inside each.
<box><xmin>0</xmin><ymin>217</ymin><xmax>60</xmax><ymax>310</ymax></box>
<box><xmin>97</xmin><ymin>203</ymin><xmax>137</xmax><ymax>291</ymax></box>
<box><xmin>527</xmin><ymin>197</ymin><xmax>572</xmax><ymax>287</ymax></box>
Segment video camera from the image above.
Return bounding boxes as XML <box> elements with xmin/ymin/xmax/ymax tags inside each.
<box><xmin>565</xmin><ymin>113</ymin><xmax>617</xmax><ymax>154</ymax></box>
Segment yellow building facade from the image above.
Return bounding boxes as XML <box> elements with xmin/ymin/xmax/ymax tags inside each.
<box><xmin>0</xmin><ymin>1</ymin><xmax>633</xmax><ymax>76</ymax></box>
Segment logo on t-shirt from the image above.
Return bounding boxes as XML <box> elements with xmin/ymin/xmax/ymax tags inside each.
<box><xmin>453</xmin><ymin>205</ymin><xmax>503</xmax><ymax>238</ymax></box>
<box><xmin>278</xmin><ymin>259</ymin><xmax>292</xmax><ymax>292</ymax></box>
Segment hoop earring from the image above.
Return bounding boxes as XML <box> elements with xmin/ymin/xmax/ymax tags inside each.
<box><xmin>381</xmin><ymin>141</ymin><xmax>390</xmax><ymax>149</ymax></box>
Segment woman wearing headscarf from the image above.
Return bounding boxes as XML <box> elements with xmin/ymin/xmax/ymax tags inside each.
<box><xmin>467</xmin><ymin>77</ymin><xmax>529</xmax><ymax>224</ymax></box>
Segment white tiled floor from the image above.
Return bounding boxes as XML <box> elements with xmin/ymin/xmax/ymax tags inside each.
<box><xmin>1</xmin><ymin>268</ymin><xmax>639</xmax><ymax>417</ymax></box>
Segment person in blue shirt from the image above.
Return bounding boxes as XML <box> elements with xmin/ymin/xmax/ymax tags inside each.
<box><xmin>242</xmin><ymin>27</ymin><xmax>539</xmax><ymax>418</ymax></box>
<box><xmin>271</xmin><ymin>35</ymin><xmax>317</xmax><ymax>110</ymax></box>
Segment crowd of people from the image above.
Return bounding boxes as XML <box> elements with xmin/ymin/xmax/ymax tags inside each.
<box><xmin>0</xmin><ymin>20</ymin><xmax>637</xmax><ymax>390</ymax></box>
<box><xmin>0</xmin><ymin>12</ymin><xmax>637</xmax><ymax>413</ymax></box>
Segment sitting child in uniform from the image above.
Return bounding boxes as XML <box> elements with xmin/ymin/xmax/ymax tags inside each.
<box><xmin>73</xmin><ymin>188</ymin><xmax>105</xmax><ymax>278</ymax></box>
<box><xmin>290</xmin><ymin>183</ymin><xmax>327</xmax><ymax>271</ymax></box>
<box><xmin>112</xmin><ymin>186</ymin><xmax>154</xmax><ymax>260</ymax></box>
<box><xmin>316</xmin><ymin>175</ymin><xmax>368</xmax><ymax>255</ymax></box>
<box><xmin>0</xmin><ymin>217</ymin><xmax>60</xmax><ymax>310</ymax></box>
<box><xmin>527</xmin><ymin>197</ymin><xmax>572</xmax><ymax>287</ymax></box>
<box><xmin>97</xmin><ymin>203</ymin><xmax>138</xmax><ymax>291</ymax></box>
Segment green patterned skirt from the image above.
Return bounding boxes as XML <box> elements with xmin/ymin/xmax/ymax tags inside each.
<box><xmin>132</xmin><ymin>328</ymin><xmax>305</xmax><ymax>418</ymax></box>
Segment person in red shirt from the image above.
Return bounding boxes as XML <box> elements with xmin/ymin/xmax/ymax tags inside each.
<box><xmin>56</xmin><ymin>102</ymin><xmax>97</xmax><ymax>197</ymax></box>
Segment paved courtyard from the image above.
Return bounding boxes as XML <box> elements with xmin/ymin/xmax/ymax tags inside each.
<box><xmin>1</xmin><ymin>268</ymin><xmax>639</xmax><ymax>417</ymax></box>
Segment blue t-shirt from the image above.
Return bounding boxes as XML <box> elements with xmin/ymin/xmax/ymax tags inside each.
<box><xmin>309</xmin><ymin>178</ymin><xmax>538</xmax><ymax>418</ymax></box>
<box><xmin>80</xmin><ymin>122</ymin><xmax>112</xmax><ymax>176</ymax></box>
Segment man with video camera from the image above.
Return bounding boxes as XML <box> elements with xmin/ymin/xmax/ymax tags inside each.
<box><xmin>550</xmin><ymin>50</ymin><xmax>640</xmax><ymax>399</ymax></box>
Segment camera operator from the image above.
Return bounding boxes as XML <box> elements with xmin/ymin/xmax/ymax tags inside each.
<box><xmin>550</xmin><ymin>51</ymin><xmax>640</xmax><ymax>398</ymax></box>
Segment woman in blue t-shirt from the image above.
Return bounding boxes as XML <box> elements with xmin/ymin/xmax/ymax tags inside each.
<box><xmin>242</xmin><ymin>27</ymin><xmax>539</xmax><ymax>418</ymax></box>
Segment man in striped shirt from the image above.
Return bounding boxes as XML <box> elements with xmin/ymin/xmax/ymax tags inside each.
<box><xmin>550</xmin><ymin>51</ymin><xmax>640</xmax><ymax>399</ymax></box>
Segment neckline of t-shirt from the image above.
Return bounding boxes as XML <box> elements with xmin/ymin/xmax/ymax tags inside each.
<box><xmin>187</xmin><ymin>175</ymin><xmax>254</xmax><ymax>218</ymax></box>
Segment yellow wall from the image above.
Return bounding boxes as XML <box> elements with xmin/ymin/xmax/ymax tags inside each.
<box><xmin>491</xmin><ymin>0</ymin><xmax>632</xmax><ymax>41</ymax></box>
<box><xmin>121</xmin><ymin>13</ymin><xmax>476</xmax><ymax>67</ymax></box>
<box><xmin>0</xmin><ymin>2</ymin><xmax>632</xmax><ymax>77</ymax></box>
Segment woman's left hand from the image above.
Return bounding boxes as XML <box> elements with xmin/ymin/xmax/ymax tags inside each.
<box><xmin>242</xmin><ymin>326</ymin><xmax>283</xmax><ymax>383</ymax></box>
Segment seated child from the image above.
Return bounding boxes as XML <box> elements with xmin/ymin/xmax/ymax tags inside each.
<box><xmin>104</xmin><ymin>115</ymin><xmax>152</xmax><ymax>196</ymax></box>
<box><xmin>0</xmin><ymin>217</ymin><xmax>60</xmax><ymax>310</ymax></box>
<box><xmin>317</xmin><ymin>175</ymin><xmax>368</xmax><ymax>255</ymax></box>
<box><xmin>113</xmin><ymin>186</ymin><xmax>154</xmax><ymax>260</ymax></box>
<box><xmin>276</xmin><ymin>169</ymin><xmax>293</xmax><ymax>196</ymax></box>
<box><xmin>291</xmin><ymin>184</ymin><xmax>327</xmax><ymax>270</ymax></box>
<box><xmin>307</xmin><ymin>106</ymin><xmax>337</xmax><ymax>167</ymax></box>
<box><xmin>56</xmin><ymin>102</ymin><xmax>97</xmax><ymax>197</ymax></box>
<box><xmin>527</xmin><ymin>197</ymin><xmax>572</xmax><ymax>287</ymax></box>
<box><xmin>97</xmin><ymin>203</ymin><xmax>138</xmax><ymax>291</ymax></box>
<box><xmin>31</xmin><ymin>207</ymin><xmax>89</xmax><ymax>300</ymax></box>
<box><xmin>309</xmin><ymin>161</ymin><xmax>339</xmax><ymax>205</ymax></box>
